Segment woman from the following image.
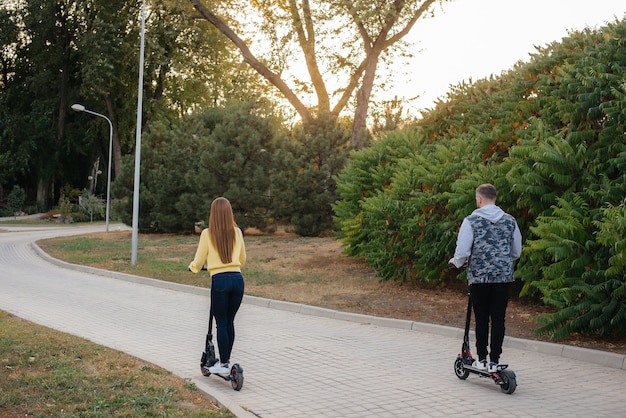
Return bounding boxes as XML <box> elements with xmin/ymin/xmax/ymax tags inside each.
<box><xmin>189</xmin><ymin>197</ymin><xmax>246</xmax><ymax>374</ymax></box>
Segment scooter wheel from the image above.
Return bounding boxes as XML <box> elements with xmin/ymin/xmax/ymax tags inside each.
<box><xmin>230</xmin><ymin>364</ymin><xmax>244</xmax><ymax>391</ymax></box>
<box><xmin>499</xmin><ymin>369</ymin><xmax>516</xmax><ymax>394</ymax></box>
<box><xmin>201</xmin><ymin>365</ymin><xmax>211</xmax><ymax>376</ymax></box>
<box><xmin>454</xmin><ymin>358</ymin><xmax>470</xmax><ymax>380</ymax></box>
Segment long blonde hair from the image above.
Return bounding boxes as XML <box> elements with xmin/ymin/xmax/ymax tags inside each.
<box><xmin>208</xmin><ymin>197</ymin><xmax>237</xmax><ymax>263</ymax></box>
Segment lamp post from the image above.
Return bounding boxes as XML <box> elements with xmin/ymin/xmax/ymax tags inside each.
<box><xmin>131</xmin><ymin>0</ymin><xmax>146</xmax><ymax>265</ymax></box>
<box><xmin>71</xmin><ymin>103</ymin><xmax>113</xmax><ymax>232</ymax></box>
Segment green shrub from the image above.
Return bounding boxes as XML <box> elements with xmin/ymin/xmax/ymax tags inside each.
<box><xmin>333</xmin><ymin>17</ymin><xmax>626</xmax><ymax>340</ymax></box>
<box><xmin>7</xmin><ymin>185</ymin><xmax>26</xmax><ymax>213</ymax></box>
<box><xmin>59</xmin><ymin>195</ymin><xmax>74</xmax><ymax>219</ymax></box>
<box><xmin>113</xmin><ymin>102</ymin><xmax>279</xmax><ymax>233</ymax></box>
<box><xmin>276</xmin><ymin>114</ymin><xmax>351</xmax><ymax>236</ymax></box>
<box><xmin>333</xmin><ymin>129</ymin><xmax>424</xmax><ymax>256</ymax></box>
<box><xmin>79</xmin><ymin>192</ymin><xmax>105</xmax><ymax>222</ymax></box>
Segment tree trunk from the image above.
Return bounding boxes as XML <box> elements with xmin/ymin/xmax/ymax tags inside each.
<box><xmin>104</xmin><ymin>94</ymin><xmax>122</xmax><ymax>179</ymax></box>
<box><xmin>351</xmin><ymin>57</ymin><xmax>379</xmax><ymax>148</ymax></box>
<box><xmin>36</xmin><ymin>178</ymin><xmax>46</xmax><ymax>209</ymax></box>
<box><xmin>288</xmin><ymin>0</ymin><xmax>330</xmax><ymax>113</ymax></box>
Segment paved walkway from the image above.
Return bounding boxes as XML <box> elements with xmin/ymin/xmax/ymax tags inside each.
<box><xmin>1</xmin><ymin>224</ymin><xmax>625</xmax><ymax>417</ymax></box>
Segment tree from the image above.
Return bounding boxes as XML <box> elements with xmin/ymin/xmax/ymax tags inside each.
<box><xmin>508</xmin><ymin>22</ymin><xmax>626</xmax><ymax>339</ymax></box>
<box><xmin>1</xmin><ymin>0</ymin><xmax>263</xmax><ymax>209</ymax></box>
<box><xmin>276</xmin><ymin>114</ymin><xmax>351</xmax><ymax>236</ymax></box>
<box><xmin>112</xmin><ymin>101</ymin><xmax>280</xmax><ymax>232</ymax></box>
<box><xmin>0</xmin><ymin>8</ymin><xmax>33</xmax><ymax>189</ymax></box>
<box><xmin>187</xmin><ymin>0</ymin><xmax>448</xmax><ymax>148</ymax></box>
<box><xmin>10</xmin><ymin>0</ymin><xmax>84</xmax><ymax>207</ymax></box>
<box><xmin>75</xmin><ymin>0</ymin><xmax>144</xmax><ymax>181</ymax></box>
<box><xmin>333</xmin><ymin>127</ymin><xmax>423</xmax><ymax>255</ymax></box>
<box><xmin>79</xmin><ymin>190</ymin><xmax>105</xmax><ymax>222</ymax></box>
<box><xmin>0</xmin><ymin>7</ymin><xmax>18</xmax><ymax>91</ymax></box>
<box><xmin>75</xmin><ymin>0</ymin><xmax>238</xmax><ymax>180</ymax></box>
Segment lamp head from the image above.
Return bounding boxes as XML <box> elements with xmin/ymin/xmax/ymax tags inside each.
<box><xmin>71</xmin><ymin>104</ymin><xmax>85</xmax><ymax>112</ymax></box>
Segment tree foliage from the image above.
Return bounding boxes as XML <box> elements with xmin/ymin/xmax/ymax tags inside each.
<box><xmin>112</xmin><ymin>101</ymin><xmax>280</xmax><ymax>232</ymax></box>
<box><xmin>333</xmin><ymin>128</ymin><xmax>424</xmax><ymax>256</ymax></box>
<box><xmin>276</xmin><ymin>114</ymin><xmax>351</xmax><ymax>236</ymax></box>
<box><xmin>0</xmin><ymin>0</ymin><xmax>262</xmax><ymax>209</ymax></box>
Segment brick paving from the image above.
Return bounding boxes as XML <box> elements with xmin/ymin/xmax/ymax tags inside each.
<box><xmin>1</xmin><ymin>223</ymin><xmax>625</xmax><ymax>417</ymax></box>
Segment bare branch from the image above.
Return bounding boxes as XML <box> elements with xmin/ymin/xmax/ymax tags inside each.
<box><xmin>288</xmin><ymin>0</ymin><xmax>330</xmax><ymax>112</ymax></box>
<box><xmin>189</xmin><ymin>0</ymin><xmax>314</xmax><ymax>126</ymax></box>
<box><xmin>385</xmin><ymin>0</ymin><xmax>438</xmax><ymax>47</ymax></box>
<box><xmin>332</xmin><ymin>60</ymin><xmax>366</xmax><ymax>115</ymax></box>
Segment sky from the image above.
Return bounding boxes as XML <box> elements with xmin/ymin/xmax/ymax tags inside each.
<box><xmin>395</xmin><ymin>0</ymin><xmax>626</xmax><ymax>112</ymax></box>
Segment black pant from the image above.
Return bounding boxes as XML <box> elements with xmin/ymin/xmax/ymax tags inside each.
<box><xmin>211</xmin><ymin>272</ymin><xmax>245</xmax><ymax>365</ymax></box>
<box><xmin>470</xmin><ymin>282</ymin><xmax>510</xmax><ymax>363</ymax></box>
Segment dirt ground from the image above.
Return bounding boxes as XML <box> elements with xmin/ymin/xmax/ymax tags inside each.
<box><xmin>243</xmin><ymin>229</ymin><xmax>626</xmax><ymax>356</ymax></box>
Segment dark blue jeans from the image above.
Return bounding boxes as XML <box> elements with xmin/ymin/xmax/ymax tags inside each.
<box><xmin>211</xmin><ymin>272</ymin><xmax>244</xmax><ymax>364</ymax></box>
<box><xmin>470</xmin><ymin>282</ymin><xmax>510</xmax><ymax>364</ymax></box>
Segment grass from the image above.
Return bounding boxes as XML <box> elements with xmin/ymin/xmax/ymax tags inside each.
<box><xmin>39</xmin><ymin>232</ymin><xmax>206</xmax><ymax>285</ymax></box>
<box><xmin>36</xmin><ymin>230</ymin><xmax>342</xmax><ymax>292</ymax></box>
<box><xmin>0</xmin><ymin>311</ymin><xmax>233</xmax><ymax>417</ymax></box>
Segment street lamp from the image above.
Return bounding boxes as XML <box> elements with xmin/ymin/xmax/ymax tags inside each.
<box><xmin>131</xmin><ymin>0</ymin><xmax>147</xmax><ymax>265</ymax></box>
<box><xmin>71</xmin><ymin>103</ymin><xmax>113</xmax><ymax>232</ymax></box>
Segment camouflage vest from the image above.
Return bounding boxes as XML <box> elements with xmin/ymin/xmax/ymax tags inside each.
<box><xmin>466</xmin><ymin>213</ymin><xmax>517</xmax><ymax>284</ymax></box>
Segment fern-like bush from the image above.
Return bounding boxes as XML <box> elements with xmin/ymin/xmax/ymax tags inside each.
<box><xmin>333</xmin><ymin>17</ymin><xmax>626</xmax><ymax>339</ymax></box>
<box><xmin>509</xmin><ymin>19</ymin><xmax>626</xmax><ymax>338</ymax></box>
<box><xmin>333</xmin><ymin>129</ymin><xmax>424</xmax><ymax>257</ymax></box>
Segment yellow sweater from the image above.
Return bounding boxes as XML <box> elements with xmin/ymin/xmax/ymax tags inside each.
<box><xmin>188</xmin><ymin>227</ymin><xmax>246</xmax><ymax>275</ymax></box>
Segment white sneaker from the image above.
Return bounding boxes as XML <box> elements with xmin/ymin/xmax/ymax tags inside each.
<box><xmin>208</xmin><ymin>362</ymin><xmax>230</xmax><ymax>374</ymax></box>
<box><xmin>488</xmin><ymin>362</ymin><xmax>499</xmax><ymax>372</ymax></box>
<box><xmin>473</xmin><ymin>359</ymin><xmax>487</xmax><ymax>370</ymax></box>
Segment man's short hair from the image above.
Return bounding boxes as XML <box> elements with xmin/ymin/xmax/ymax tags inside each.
<box><xmin>476</xmin><ymin>184</ymin><xmax>497</xmax><ymax>201</ymax></box>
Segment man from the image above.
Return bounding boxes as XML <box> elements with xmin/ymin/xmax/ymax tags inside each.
<box><xmin>449</xmin><ymin>184</ymin><xmax>522</xmax><ymax>372</ymax></box>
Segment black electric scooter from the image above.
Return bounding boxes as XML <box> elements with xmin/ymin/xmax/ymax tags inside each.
<box><xmin>200</xmin><ymin>307</ymin><xmax>244</xmax><ymax>391</ymax></box>
<box><xmin>453</xmin><ymin>291</ymin><xmax>517</xmax><ymax>394</ymax></box>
